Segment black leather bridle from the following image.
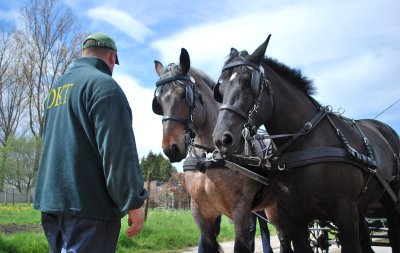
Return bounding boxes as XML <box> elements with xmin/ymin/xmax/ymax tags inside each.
<box><xmin>152</xmin><ymin>73</ymin><xmax>197</xmax><ymax>147</ymax></box>
<box><xmin>214</xmin><ymin>60</ymin><xmax>267</xmax><ymax>137</ymax></box>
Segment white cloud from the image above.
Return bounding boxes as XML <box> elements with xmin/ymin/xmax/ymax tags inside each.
<box><xmin>314</xmin><ymin>47</ymin><xmax>400</xmax><ymax>119</ymax></box>
<box><xmin>113</xmin><ymin>74</ymin><xmax>162</xmax><ymax>159</ymax></box>
<box><xmin>87</xmin><ymin>7</ymin><xmax>152</xmax><ymax>43</ymax></box>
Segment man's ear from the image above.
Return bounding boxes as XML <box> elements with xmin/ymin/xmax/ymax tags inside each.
<box><xmin>110</xmin><ymin>51</ymin><xmax>117</xmax><ymax>65</ymax></box>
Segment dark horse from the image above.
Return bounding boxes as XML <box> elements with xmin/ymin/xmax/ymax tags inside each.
<box><xmin>152</xmin><ymin>48</ymin><xmax>293</xmax><ymax>253</ymax></box>
<box><xmin>212</xmin><ymin>36</ymin><xmax>400</xmax><ymax>253</ymax></box>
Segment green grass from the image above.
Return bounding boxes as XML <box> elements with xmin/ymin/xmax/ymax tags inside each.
<box><xmin>0</xmin><ymin>205</ymin><xmax>40</xmax><ymax>225</ymax></box>
<box><xmin>0</xmin><ymin>204</ymin><xmax>276</xmax><ymax>253</ymax></box>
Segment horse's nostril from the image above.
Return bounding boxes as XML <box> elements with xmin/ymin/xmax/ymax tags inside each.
<box><xmin>222</xmin><ymin>133</ymin><xmax>233</xmax><ymax>146</ymax></box>
<box><xmin>170</xmin><ymin>144</ymin><xmax>179</xmax><ymax>154</ymax></box>
<box><xmin>215</xmin><ymin>139</ymin><xmax>222</xmax><ymax>148</ymax></box>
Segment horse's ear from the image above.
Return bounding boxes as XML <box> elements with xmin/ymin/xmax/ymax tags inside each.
<box><xmin>154</xmin><ymin>60</ymin><xmax>164</xmax><ymax>77</ymax></box>
<box><xmin>180</xmin><ymin>48</ymin><xmax>190</xmax><ymax>75</ymax></box>
<box><xmin>230</xmin><ymin>48</ymin><xmax>239</xmax><ymax>57</ymax></box>
<box><xmin>250</xmin><ymin>34</ymin><xmax>271</xmax><ymax>64</ymax></box>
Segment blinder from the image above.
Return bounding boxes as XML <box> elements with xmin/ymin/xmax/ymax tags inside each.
<box><xmin>213</xmin><ymin>61</ymin><xmax>263</xmax><ymax>103</ymax></box>
<box><xmin>152</xmin><ymin>75</ymin><xmax>195</xmax><ymax>116</ymax></box>
<box><xmin>213</xmin><ymin>82</ymin><xmax>222</xmax><ymax>103</ymax></box>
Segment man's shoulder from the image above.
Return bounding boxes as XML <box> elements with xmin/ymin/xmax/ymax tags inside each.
<box><xmin>68</xmin><ymin>66</ymin><xmax>119</xmax><ymax>91</ymax></box>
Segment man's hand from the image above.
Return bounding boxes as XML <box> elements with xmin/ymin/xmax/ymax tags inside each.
<box><xmin>126</xmin><ymin>208</ymin><xmax>145</xmax><ymax>237</ymax></box>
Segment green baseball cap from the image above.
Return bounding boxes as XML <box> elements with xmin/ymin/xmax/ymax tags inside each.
<box><xmin>83</xmin><ymin>32</ymin><xmax>119</xmax><ymax>65</ymax></box>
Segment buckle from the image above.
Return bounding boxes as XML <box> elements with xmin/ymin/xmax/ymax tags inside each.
<box><xmin>247</xmin><ymin>156</ymin><xmax>262</xmax><ymax>167</ymax></box>
<box><xmin>278</xmin><ymin>163</ymin><xmax>286</xmax><ymax>171</ymax></box>
<box><xmin>206</xmin><ymin>150</ymin><xmax>224</xmax><ymax>162</ymax></box>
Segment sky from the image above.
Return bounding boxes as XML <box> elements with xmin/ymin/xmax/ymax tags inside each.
<box><xmin>0</xmin><ymin>0</ymin><xmax>399</xmax><ymax>171</ymax></box>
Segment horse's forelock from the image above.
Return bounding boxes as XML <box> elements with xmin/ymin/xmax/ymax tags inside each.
<box><xmin>157</xmin><ymin>63</ymin><xmax>182</xmax><ymax>93</ymax></box>
<box><xmin>221</xmin><ymin>52</ymin><xmax>248</xmax><ymax>80</ymax></box>
<box><xmin>158</xmin><ymin>63</ymin><xmax>216</xmax><ymax>95</ymax></box>
<box><xmin>239</xmin><ymin>50</ymin><xmax>249</xmax><ymax>58</ymax></box>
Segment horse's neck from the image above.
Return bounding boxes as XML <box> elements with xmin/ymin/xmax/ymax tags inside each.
<box><xmin>193</xmin><ymin>86</ymin><xmax>218</xmax><ymax>149</ymax></box>
<box><xmin>265</xmin><ymin>68</ymin><xmax>319</xmax><ymax>140</ymax></box>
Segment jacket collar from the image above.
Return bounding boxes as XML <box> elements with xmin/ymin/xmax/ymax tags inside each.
<box><xmin>75</xmin><ymin>56</ymin><xmax>112</xmax><ymax>76</ymax></box>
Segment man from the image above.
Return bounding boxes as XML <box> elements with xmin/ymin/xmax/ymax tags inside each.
<box><xmin>249</xmin><ymin>211</ymin><xmax>273</xmax><ymax>253</ymax></box>
<box><xmin>34</xmin><ymin>32</ymin><xmax>148</xmax><ymax>253</ymax></box>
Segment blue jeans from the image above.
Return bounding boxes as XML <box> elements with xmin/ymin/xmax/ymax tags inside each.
<box><xmin>198</xmin><ymin>215</ymin><xmax>222</xmax><ymax>253</ymax></box>
<box><xmin>41</xmin><ymin>212</ymin><xmax>121</xmax><ymax>253</ymax></box>
<box><xmin>249</xmin><ymin>211</ymin><xmax>273</xmax><ymax>253</ymax></box>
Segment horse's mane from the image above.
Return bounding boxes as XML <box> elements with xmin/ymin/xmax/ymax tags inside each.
<box><xmin>265</xmin><ymin>57</ymin><xmax>316</xmax><ymax>96</ymax></box>
<box><xmin>189</xmin><ymin>67</ymin><xmax>216</xmax><ymax>91</ymax></box>
<box><xmin>223</xmin><ymin>50</ymin><xmax>316</xmax><ymax>96</ymax></box>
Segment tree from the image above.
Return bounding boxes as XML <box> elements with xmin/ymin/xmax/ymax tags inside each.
<box><xmin>0</xmin><ymin>21</ymin><xmax>27</xmax><ymax>191</ymax></box>
<box><xmin>2</xmin><ymin>135</ymin><xmax>38</xmax><ymax>194</ymax></box>
<box><xmin>16</xmin><ymin>0</ymin><xmax>86</xmax><ymax>179</ymax></box>
<box><xmin>140</xmin><ymin>151</ymin><xmax>177</xmax><ymax>181</ymax></box>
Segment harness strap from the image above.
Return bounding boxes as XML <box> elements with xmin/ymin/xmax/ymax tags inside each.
<box><xmin>182</xmin><ymin>153</ymin><xmax>270</xmax><ymax>186</ymax></box>
<box><xmin>225</xmin><ymin>154</ymin><xmax>265</xmax><ymax>167</ymax></box>
<box><xmin>374</xmin><ymin>171</ymin><xmax>400</xmax><ymax>214</ymax></box>
<box><xmin>213</xmin><ymin>155</ymin><xmax>270</xmax><ymax>186</ymax></box>
<box><xmin>269</xmin><ymin>147</ymin><xmax>369</xmax><ymax>171</ymax></box>
<box><xmin>162</xmin><ymin>114</ymin><xmax>188</xmax><ymax>124</ymax></box>
<box><xmin>183</xmin><ymin>156</ymin><xmax>214</xmax><ymax>173</ymax></box>
<box><xmin>193</xmin><ymin>143</ymin><xmax>215</xmax><ymax>153</ymax></box>
<box><xmin>271</xmin><ymin>109</ymin><xmax>328</xmax><ymax>159</ymax></box>
<box><xmin>219</xmin><ymin>104</ymin><xmax>248</xmax><ymax>120</ymax></box>
<box><xmin>247</xmin><ymin>132</ymin><xmax>313</xmax><ymax>141</ymax></box>
<box><xmin>156</xmin><ymin>75</ymin><xmax>192</xmax><ymax>87</ymax></box>
<box><xmin>326</xmin><ymin>116</ymin><xmax>377</xmax><ymax>169</ymax></box>
<box><xmin>222</xmin><ymin>61</ymin><xmax>260</xmax><ymax>72</ymax></box>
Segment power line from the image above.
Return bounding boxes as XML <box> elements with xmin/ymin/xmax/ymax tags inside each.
<box><xmin>374</xmin><ymin>98</ymin><xmax>400</xmax><ymax>119</ymax></box>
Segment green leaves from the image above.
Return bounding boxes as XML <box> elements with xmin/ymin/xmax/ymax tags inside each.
<box><xmin>139</xmin><ymin>151</ymin><xmax>177</xmax><ymax>181</ymax></box>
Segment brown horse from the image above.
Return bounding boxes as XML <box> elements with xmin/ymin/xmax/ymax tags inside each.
<box><xmin>212</xmin><ymin>36</ymin><xmax>400</xmax><ymax>253</ymax></box>
<box><xmin>152</xmin><ymin>48</ymin><xmax>292</xmax><ymax>253</ymax></box>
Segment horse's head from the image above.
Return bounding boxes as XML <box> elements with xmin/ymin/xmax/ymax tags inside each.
<box><xmin>213</xmin><ymin>36</ymin><xmax>273</xmax><ymax>155</ymax></box>
<box><xmin>152</xmin><ymin>48</ymin><xmax>198</xmax><ymax>162</ymax></box>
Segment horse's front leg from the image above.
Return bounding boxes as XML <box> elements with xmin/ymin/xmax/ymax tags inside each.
<box><xmin>276</xmin><ymin>230</ymin><xmax>294</xmax><ymax>253</ymax></box>
<box><xmin>335</xmin><ymin>202</ymin><xmax>363</xmax><ymax>253</ymax></box>
<box><xmin>278</xmin><ymin>206</ymin><xmax>313</xmax><ymax>253</ymax></box>
<box><xmin>232</xmin><ymin>207</ymin><xmax>252</xmax><ymax>253</ymax></box>
<box><xmin>191</xmin><ymin>199</ymin><xmax>222</xmax><ymax>253</ymax></box>
<box><xmin>265</xmin><ymin>206</ymin><xmax>294</xmax><ymax>253</ymax></box>
<box><xmin>286</xmin><ymin>221</ymin><xmax>313</xmax><ymax>253</ymax></box>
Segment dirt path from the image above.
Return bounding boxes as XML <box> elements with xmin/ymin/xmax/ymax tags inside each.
<box><xmin>178</xmin><ymin>235</ymin><xmax>281</xmax><ymax>253</ymax></box>
<box><xmin>0</xmin><ymin>223</ymin><xmax>42</xmax><ymax>234</ymax></box>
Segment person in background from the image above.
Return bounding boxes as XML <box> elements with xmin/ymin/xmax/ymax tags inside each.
<box><xmin>34</xmin><ymin>32</ymin><xmax>148</xmax><ymax>253</ymax></box>
<box><xmin>250</xmin><ymin>210</ymin><xmax>273</xmax><ymax>253</ymax></box>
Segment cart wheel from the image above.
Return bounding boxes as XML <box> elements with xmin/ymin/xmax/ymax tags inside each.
<box><xmin>309</xmin><ymin>220</ymin><xmax>330</xmax><ymax>253</ymax></box>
